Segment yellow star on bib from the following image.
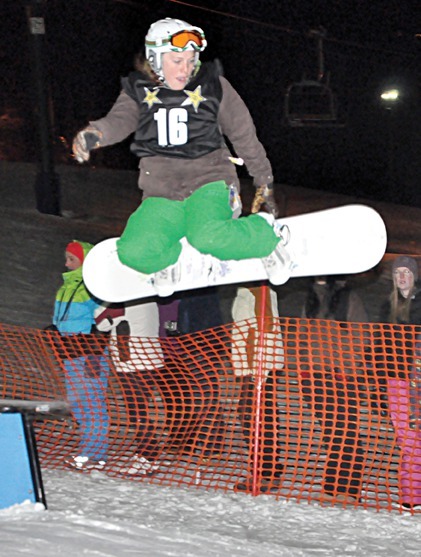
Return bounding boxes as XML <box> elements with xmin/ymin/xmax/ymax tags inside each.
<box><xmin>142</xmin><ymin>88</ymin><xmax>162</xmax><ymax>109</ymax></box>
<box><xmin>181</xmin><ymin>86</ymin><xmax>207</xmax><ymax>112</ymax></box>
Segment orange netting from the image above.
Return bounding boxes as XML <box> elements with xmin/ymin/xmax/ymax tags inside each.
<box><xmin>1</xmin><ymin>319</ymin><xmax>420</xmax><ymax>513</ymax></box>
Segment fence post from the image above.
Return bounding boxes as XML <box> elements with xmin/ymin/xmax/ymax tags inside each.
<box><xmin>251</xmin><ymin>284</ymin><xmax>269</xmax><ymax>495</ymax></box>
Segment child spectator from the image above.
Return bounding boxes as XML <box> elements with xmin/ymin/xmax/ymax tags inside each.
<box><xmin>48</xmin><ymin>240</ymin><xmax>110</xmax><ymax>470</ymax></box>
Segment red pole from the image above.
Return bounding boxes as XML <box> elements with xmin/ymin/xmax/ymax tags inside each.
<box><xmin>251</xmin><ymin>284</ymin><xmax>268</xmax><ymax>495</ymax></box>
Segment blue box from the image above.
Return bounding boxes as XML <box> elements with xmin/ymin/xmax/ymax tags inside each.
<box><xmin>0</xmin><ymin>412</ymin><xmax>46</xmax><ymax>509</ymax></box>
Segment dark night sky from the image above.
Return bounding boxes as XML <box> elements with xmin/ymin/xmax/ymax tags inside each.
<box><xmin>2</xmin><ymin>0</ymin><xmax>420</xmax><ymax>206</ymax></box>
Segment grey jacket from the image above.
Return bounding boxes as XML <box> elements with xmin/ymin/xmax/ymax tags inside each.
<box><xmin>90</xmin><ymin>75</ymin><xmax>273</xmax><ymax>201</ymax></box>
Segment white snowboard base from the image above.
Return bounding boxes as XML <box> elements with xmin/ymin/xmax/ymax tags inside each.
<box><xmin>83</xmin><ymin>204</ymin><xmax>387</xmax><ymax>302</ymax></box>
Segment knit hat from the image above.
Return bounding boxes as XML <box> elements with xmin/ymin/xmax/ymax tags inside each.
<box><xmin>392</xmin><ymin>256</ymin><xmax>418</xmax><ymax>282</ymax></box>
<box><xmin>66</xmin><ymin>241</ymin><xmax>85</xmax><ymax>264</ymax></box>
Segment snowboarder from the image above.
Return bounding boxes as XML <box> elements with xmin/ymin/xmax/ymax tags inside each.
<box><xmin>72</xmin><ymin>17</ymin><xmax>291</xmax><ymax>296</ymax></box>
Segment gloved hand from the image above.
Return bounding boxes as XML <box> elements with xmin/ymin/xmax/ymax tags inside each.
<box><xmin>72</xmin><ymin>127</ymin><xmax>102</xmax><ymax>163</ymax></box>
<box><xmin>51</xmin><ymin>332</ymin><xmax>108</xmax><ymax>360</ymax></box>
<box><xmin>95</xmin><ymin>305</ymin><xmax>125</xmax><ymax>328</ymax></box>
<box><xmin>251</xmin><ymin>183</ymin><xmax>279</xmax><ymax>218</ymax></box>
<box><xmin>50</xmin><ymin>333</ymin><xmax>87</xmax><ymax>360</ymax></box>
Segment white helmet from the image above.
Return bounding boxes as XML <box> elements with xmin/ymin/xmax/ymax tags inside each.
<box><xmin>145</xmin><ymin>18</ymin><xmax>207</xmax><ymax>78</ymax></box>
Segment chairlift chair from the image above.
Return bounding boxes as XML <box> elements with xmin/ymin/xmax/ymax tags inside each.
<box><xmin>284</xmin><ymin>28</ymin><xmax>341</xmax><ymax>127</ymax></box>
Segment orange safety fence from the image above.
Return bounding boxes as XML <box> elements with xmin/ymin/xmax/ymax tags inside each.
<box><xmin>1</xmin><ymin>319</ymin><xmax>421</xmax><ymax>514</ymax></box>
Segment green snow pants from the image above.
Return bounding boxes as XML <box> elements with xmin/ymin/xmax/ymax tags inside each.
<box><xmin>117</xmin><ymin>180</ymin><xmax>279</xmax><ymax>275</ymax></box>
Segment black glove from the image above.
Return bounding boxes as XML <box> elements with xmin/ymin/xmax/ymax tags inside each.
<box><xmin>52</xmin><ymin>331</ymin><xmax>109</xmax><ymax>360</ymax></box>
<box><xmin>51</xmin><ymin>333</ymin><xmax>86</xmax><ymax>360</ymax></box>
<box><xmin>72</xmin><ymin>127</ymin><xmax>102</xmax><ymax>163</ymax></box>
<box><xmin>116</xmin><ymin>320</ymin><xmax>131</xmax><ymax>362</ymax></box>
<box><xmin>251</xmin><ymin>183</ymin><xmax>279</xmax><ymax>218</ymax></box>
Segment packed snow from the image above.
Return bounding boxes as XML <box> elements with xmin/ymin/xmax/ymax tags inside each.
<box><xmin>2</xmin><ymin>468</ymin><xmax>421</xmax><ymax>557</ymax></box>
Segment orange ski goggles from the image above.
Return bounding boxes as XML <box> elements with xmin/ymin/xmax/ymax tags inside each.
<box><xmin>170</xmin><ymin>30</ymin><xmax>206</xmax><ymax>51</ymax></box>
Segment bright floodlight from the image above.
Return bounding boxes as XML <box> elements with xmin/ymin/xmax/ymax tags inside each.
<box><xmin>380</xmin><ymin>89</ymin><xmax>399</xmax><ymax>102</ymax></box>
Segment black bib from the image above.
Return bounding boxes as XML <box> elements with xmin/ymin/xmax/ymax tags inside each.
<box><xmin>122</xmin><ymin>61</ymin><xmax>224</xmax><ymax>159</ymax></box>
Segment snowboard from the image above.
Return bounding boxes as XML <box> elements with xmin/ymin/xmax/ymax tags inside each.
<box><xmin>83</xmin><ymin>204</ymin><xmax>387</xmax><ymax>303</ymax></box>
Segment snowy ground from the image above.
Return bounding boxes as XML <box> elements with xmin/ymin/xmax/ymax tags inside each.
<box><xmin>1</xmin><ymin>161</ymin><xmax>421</xmax><ymax>556</ymax></box>
<box><xmin>2</xmin><ymin>468</ymin><xmax>421</xmax><ymax>557</ymax></box>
